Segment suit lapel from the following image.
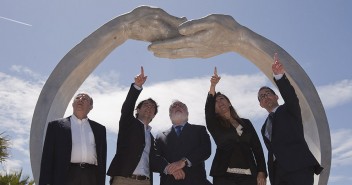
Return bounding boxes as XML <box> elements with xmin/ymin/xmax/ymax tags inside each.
<box><xmin>164</xmin><ymin>127</ymin><xmax>180</xmax><ymax>147</ymax></box>
<box><xmin>163</xmin><ymin>127</ymin><xmax>172</xmax><ymax>137</ymax></box>
<box><xmin>61</xmin><ymin>117</ymin><xmax>73</xmax><ymax>150</ymax></box>
<box><xmin>179</xmin><ymin>123</ymin><xmax>189</xmax><ymax>137</ymax></box>
<box><xmin>261</xmin><ymin>120</ymin><xmax>271</xmax><ymax>145</ymax></box>
<box><xmin>88</xmin><ymin>119</ymin><xmax>97</xmax><ymax>137</ymax></box>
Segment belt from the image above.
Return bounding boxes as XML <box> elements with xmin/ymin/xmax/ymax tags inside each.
<box><xmin>128</xmin><ymin>174</ymin><xmax>150</xmax><ymax>180</ymax></box>
<box><xmin>226</xmin><ymin>167</ymin><xmax>252</xmax><ymax>175</ymax></box>
<box><xmin>70</xmin><ymin>163</ymin><xmax>97</xmax><ymax>168</ymax></box>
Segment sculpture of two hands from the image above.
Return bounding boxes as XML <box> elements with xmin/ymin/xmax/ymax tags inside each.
<box><xmin>122</xmin><ymin>6</ymin><xmax>246</xmax><ymax>59</ymax></box>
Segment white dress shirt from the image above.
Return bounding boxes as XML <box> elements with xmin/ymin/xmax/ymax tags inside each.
<box><xmin>133</xmin><ymin>120</ymin><xmax>152</xmax><ymax>177</ymax></box>
<box><xmin>70</xmin><ymin>114</ymin><xmax>97</xmax><ymax>165</ymax></box>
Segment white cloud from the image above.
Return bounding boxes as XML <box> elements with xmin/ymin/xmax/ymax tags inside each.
<box><xmin>10</xmin><ymin>65</ymin><xmax>45</xmax><ymax>82</ymax></box>
<box><xmin>331</xmin><ymin>129</ymin><xmax>352</xmax><ymax>167</ymax></box>
<box><xmin>329</xmin><ymin>175</ymin><xmax>352</xmax><ymax>184</ymax></box>
<box><xmin>0</xmin><ymin>68</ymin><xmax>44</xmax><ymax>177</ymax></box>
<box><xmin>317</xmin><ymin>79</ymin><xmax>352</xmax><ymax>108</ymax></box>
<box><xmin>0</xmin><ymin>71</ymin><xmax>42</xmax><ymax>160</ymax></box>
<box><xmin>2</xmin><ymin>66</ymin><xmax>352</xmax><ymax>182</ymax></box>
<box><xmin>0</xmin><ymin>159</ymin><xmax>23</xmax><ymax>174</ymax></box>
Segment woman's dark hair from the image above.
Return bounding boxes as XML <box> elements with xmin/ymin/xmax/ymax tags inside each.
<box><xmin>214</xmin><ymin>92</ymin><xmax>244</xmax><ymax>128</ymax></box>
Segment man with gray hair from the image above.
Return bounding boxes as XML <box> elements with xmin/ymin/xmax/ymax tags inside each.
<box><xmin>155</xmin><ymin>100</ymin><xmax>212</xmax><ymax>185</ymax></box>
<box><xmin>39</xmin><ymin>93</ymin><xmax>107</xmax><ymax>185</ymax></box>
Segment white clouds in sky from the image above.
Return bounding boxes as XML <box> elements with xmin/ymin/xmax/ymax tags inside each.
<box><xmin>1</xmin><ymin>65</ymin><xmax>352</xmax><ymax>182</ymax></box>
<box><xmin>0</xmin><ymin>67</ymin><xmax>44</xmax><ymax>175</ymax></box>
<box><xmin>317</xmin><ymin>79</ymin><xmax>352</xmax><ymax>108</ymax></box>
<box><xmin>331</xmin><ymin>129</ymin><xmax>352</xmax><ymax>167</ymax></box>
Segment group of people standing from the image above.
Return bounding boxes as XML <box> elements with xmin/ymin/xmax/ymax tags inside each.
<box><xmin>39</xmin><ymin>55</ymin><xmax>323</xmax><ymax>185</ymax></box>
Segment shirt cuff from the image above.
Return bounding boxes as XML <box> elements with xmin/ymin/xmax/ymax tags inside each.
<box><xmin>163</xmin><ymin>166</ymin><xmax>169</xmax><ymax>174</ymax></box>
<box><xmin>133</xmin><ymin>84</ymin><xmax>142</xmax><ymax>90</ymax></box>
<box><xmin>183</xmin><ymin>157</ymin><xmax>192</xmax><ymax>167</ymax></box>
<box><xmin>273</xmin><ymin>73</ymin><xmax>284</xmax><ymax>80</ymax></box>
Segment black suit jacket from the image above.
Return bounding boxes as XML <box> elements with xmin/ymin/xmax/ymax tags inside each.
<box><xmin>107</xmin><ymin>84</ymin><xmax>167</xmax><ymax>184</ymax></box>
<box><xmin>261</xmin><ymin>74</ymin><xmax>322</xmax><ymax>184</ymax></box>
<box><xmin>205</xmin><ymin>93</ymin><xmax>267</xmax><ymax>178</ymax></box>
<box><xmin>39</xmin><ymin>117</ymin><xmax>107</xmax><ymax>185</ymax></box>
<box><xmin>155</xmin><ymin>123</ymin><xmax>212</xmax><ymax>185</ymax></box>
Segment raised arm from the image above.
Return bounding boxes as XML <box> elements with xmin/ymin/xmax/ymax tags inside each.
<box><xmin>209</xmin><ymin>67</ymin><xmax>221</xmax><ymax>96</ymax></box>
<box><xmin>120</xmin><ymin>67</ymin><xmax>147</xmax><ymax>127</ymax></box>
<box><xmin>273</xmin><ymin>55</ymin><xmax>301</xmax><ymax>119</ymax></box>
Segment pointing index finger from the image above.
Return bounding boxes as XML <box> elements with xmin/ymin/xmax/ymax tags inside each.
<box><xmin>141</xmin><ymin>66</ymin><xmax>144</xmax><ymax>76</ymax></box>
<box><xmin>214</xmin><ymin>67</ymin><xmax>218</xmax><ymax>76</ymax></box>
<box><xmin>274</xmin><ymin>53</ymin><xmax>279</xmax><ymax>63</ymax></box>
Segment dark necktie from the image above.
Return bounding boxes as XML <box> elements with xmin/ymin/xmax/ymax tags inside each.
<box><xmin>175</xmin><ymin>125</ymin><xmax>183</xmax><ymax>136</ymax></box>
<box><xmin>265</xmin><ymin>112</ymin><xmax>274</xmax><ymax>141</ymax></box>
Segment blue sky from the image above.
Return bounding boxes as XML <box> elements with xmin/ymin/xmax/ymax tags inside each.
<box><xmin>1</xmin><ymin>1</ymin><xmax>351</xmax><ymax>184</ymax></box>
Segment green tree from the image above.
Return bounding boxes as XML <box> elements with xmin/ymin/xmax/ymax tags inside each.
<box><xmin>0</xmin><ymin>170</ymin><xmax>35</xmax><ymax>185</ymax></box>
<box><xmin>0</xmin><ymin>133</ymin><xmax>10</xmax><ymax>163</ymax></box>
<box><xmin>0</xmin><ymin>133</ymin><xmax>35</xmax><ymax>185</ymax></box>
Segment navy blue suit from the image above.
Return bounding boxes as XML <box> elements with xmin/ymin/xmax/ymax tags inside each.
<box><xmin>156</xmin><ymin>123</ymin><xmax>212</xmax><ymax>185</ymax></box>
<box><xmin>261</xmin><ymin>74</ymin><xmax>322</xmax><ymax>185</ymax></box>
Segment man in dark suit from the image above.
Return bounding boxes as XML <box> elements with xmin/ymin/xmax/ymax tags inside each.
<box><xmin>258</xmin><ymin>54</ymin><xmax>323</xmax><ymax>185</ymax></box>
<box><xmin>155</xmin><ymin>100</ymin><xmax>212</xmax><ymax>185</ymax></box>
<box><xmin>39</xmin><ymin>93</ymin><xmax>107</xmax><ymax>185</ymax></box>
<box><xmin>107</xmin><ymin>67</ymin><xmax>168</xmax><ymax>185</ymax></box>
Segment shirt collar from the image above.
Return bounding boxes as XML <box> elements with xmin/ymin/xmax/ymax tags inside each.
<box><xmin>138</xmin><ymin>119</ymin><xmax>152</xmax><ymax>131</ymax></box>
<box><xmin>71</xmin><ymin>114</ymin><xmax>89</xmax><ymax>122</ymax></box>
<box><xmin>271</xmin><ymin>106</ymin><xmax>279</xmax><ymax>113</ymax></box>
<box><xmin>173</xmin><ymin>122</ymin><xmax>187</xmax><ymax>128</ymax></box>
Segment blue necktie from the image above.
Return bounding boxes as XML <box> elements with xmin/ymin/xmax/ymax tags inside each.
<box><xmin>175</xmin><ymin>126</ymin><xmax>183</xmax><ymax>136</ymax></box>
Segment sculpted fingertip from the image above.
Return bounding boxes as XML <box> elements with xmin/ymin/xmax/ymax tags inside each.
<box><xmin>147</xmin><ymin>45</ymin><xmax>153</xmax><ymax>51</ymax></box>
<box><xmin>180</xmin><ymin>17</ymin><xmax>188</xmax><ymax>22</ymax></box>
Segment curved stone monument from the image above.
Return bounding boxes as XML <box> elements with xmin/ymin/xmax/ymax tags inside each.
<box><xmin>30</xmin><ymin>6</ymin><xmax>331</xmax><ymax>185</ymax></box>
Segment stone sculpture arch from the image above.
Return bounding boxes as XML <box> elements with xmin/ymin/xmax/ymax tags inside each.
<box><xmin>30</xmin><ymin>6</ymin><xmax>331</xmax><ymax>185</ymax></box>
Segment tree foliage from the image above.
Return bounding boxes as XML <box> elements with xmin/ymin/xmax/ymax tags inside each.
<box><xmin>0</xmin><ymin>133</ymin><xmax>34</xmax><ymax>184</ymax></box>
<box><xmin>0</xmin><ymin>170</ymin><xmax>35</xmax><ymax>185</ymax></box>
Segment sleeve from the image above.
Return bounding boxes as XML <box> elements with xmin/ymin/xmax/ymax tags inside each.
<box><xmin>150</xmin><ymin>135</ymin><xmax>169</xmax><ymax>173</ymax></box>
<box><xmin>205</xmin><ymin>93</ymin><xmax>219</xmax><ymax>140</ymax></box>
<box><xmin>100</xmin><ymin>126</ymin><xmax>107</xmax><ymax>185</ymax></box>
<box><xmin>185</xmin><ymin>126</ymin><xmax>211</xmax><ymax>165</ymax></box>
<box><xmin>274</xmin><ymin>74</ymin><xmax>301</xmax><ymax>120</ymax></box>
<box><xmin>39</xmin><ymin>121</ymin><xmax>56</xmax><ymax>185</ymax></box>
<box><xmin>247</xmin><ymin>120</ymin><xmax>267</xmax><ymax>175</ymax></box>
<box><xmin>120</xmin><ymin>83</ymin><xmax>142</xmax><ymax>128</ymax></box>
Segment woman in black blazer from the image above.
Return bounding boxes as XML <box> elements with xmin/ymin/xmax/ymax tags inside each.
<box><xmin>205</xmin><ymin>68</ymin><xmax>267</xmax><ymax>185</ymax></box>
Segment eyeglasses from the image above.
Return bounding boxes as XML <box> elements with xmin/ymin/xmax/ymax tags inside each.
<box><xmin>258</xmin><ymin>91</ymin><xmax>273</xmax><ymax>101</ymax></box>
